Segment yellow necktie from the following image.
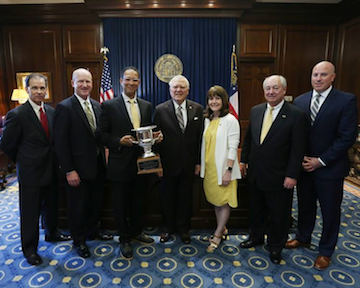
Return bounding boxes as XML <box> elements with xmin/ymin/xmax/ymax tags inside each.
<box><xmin>260</xmin><ymin>106</ymin><xmax>274</xmax><ymax>144</ymax></box>
<box><xmin>129</xmin><ymin>98</ymin><xmax>140</xmax><ymax>129</ymax></box>
<box><xmin>84</xmin><ymin>101</ymin><xmax>96</xmax><ymax>134</ymax></box>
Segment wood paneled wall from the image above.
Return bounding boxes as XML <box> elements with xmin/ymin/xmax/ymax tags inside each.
<box><xmin>337</xmin><ymin>18</ymin><xmax>360</xmax><ymax>120</ymax></box>
<box><xmin>0</xmin><ymin>23</ymin><xmax>102</xmax><ymax>114</ymax></box>
<box><xmin>238</xmin><ymin>23</ymin><xmax>341</xmax><ymax>142</ymax></box>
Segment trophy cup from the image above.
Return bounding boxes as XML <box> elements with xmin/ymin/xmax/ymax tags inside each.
<box><xmin>132</xmin><ymin>125</ymin><xmax>163</xmax><ymax>174</ymax></box>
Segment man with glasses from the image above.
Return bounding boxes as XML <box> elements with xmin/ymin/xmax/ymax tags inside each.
<box><xmin>154</xmin><ymin>75</ymin><xmax>203</xmax><ymax>244</ymax></box>
<box><xmin>97</xmin><ymin>66</ymin><xmax>156</xmax><ymax>259</ymax></box>
<box><xmin>1</xmin><ymin>73</ymin><xmax>70</xmax><ymax>265</ymax></box>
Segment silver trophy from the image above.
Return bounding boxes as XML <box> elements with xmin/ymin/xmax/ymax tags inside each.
<box><xmin>131</xmin><ymin>125</ymin><xmax>162</xmax><ymax>174</ymax></box>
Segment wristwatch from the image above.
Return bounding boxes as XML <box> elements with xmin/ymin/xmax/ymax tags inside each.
<box><xmin>226</xmin><ymin>166</ymin><xmax>233</xmax><ymax>171</ymax></box>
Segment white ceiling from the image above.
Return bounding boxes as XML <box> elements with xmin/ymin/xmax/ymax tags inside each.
<box><xmin>0</xmin><ymin>0</ymin><xmax>342</xmax><ymax>4</ymax></box>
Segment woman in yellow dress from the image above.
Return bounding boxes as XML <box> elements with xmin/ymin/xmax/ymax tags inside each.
<box><xmin>200</xmin><ymin>85</ymin><xmax>241</xmax><ymax>252</ymax></box>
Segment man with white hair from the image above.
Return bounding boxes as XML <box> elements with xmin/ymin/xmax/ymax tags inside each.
<box><xmin>240</xmin><ymin>75</ymin><xmax>308</xmax><ymax>264</ymax></box>
<box><xmin>154</xmin><ymin>75</ymin><xmax>203</xmax><ymax>244</ymax></box>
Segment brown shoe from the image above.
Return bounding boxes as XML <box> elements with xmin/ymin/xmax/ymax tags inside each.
<box><xmin>285</xmin><ymin>239</ymin><xmax>310</xmax><ymax>249</ymax></box>
<box><xmin>314</xmin><ymin>255</ymin><xmax>331</xmax><ymax>270</ymax></box>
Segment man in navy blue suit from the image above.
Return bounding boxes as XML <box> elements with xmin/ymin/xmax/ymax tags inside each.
<box><xmin>285</xmin><ymin>61</ymin><xmax>358</xmax><ymax>270</ymax></box>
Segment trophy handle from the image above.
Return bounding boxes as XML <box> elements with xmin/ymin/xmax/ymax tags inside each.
<box><xmin>152</xmin><ymin>132</ymin><xmax>161</xmax><ymax>144</ymax></box>
<box><xmin>130</xmin><ymin>139</ymin><xmax>139</xmax><ymax>145</ymax></box>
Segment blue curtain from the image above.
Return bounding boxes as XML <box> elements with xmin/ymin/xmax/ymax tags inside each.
<box><xmin>103</xmin><ymin>18</ymin><xmax>237</xmax><ymax>107</ymax></box>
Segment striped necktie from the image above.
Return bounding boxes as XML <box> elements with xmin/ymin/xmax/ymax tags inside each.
<box><xmin>260</xmin><ymin>106</ymin><xmax>274</xmax><ymax>144</ymax></box>
<box><xmin>84</xmin><ymin>101</ymin><xmax>96</xmax><ymax>134</ymax></box>
<box><xmin>176</xmin><ymin>106</ymin><xmax>185</xmax><ymax>133</ymax></box>
<box><xmin>310</xmin><ymin>94</ymin><xmax>321</xmax><ymax>125</ymax></box>
<box><xmin>129</xmin><ymin>98</ymin><xmax>140</xmax><ymax>129</ymax></box>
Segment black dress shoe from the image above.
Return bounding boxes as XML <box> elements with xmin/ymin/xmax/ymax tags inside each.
<box><xmin>239</xmin><ymin>239</ymin><xmax>264</xmax><ymax>249</ymax></box>
<box><xmin>160</xmin><ymin>232</ymin><xmax>171</xmax><ymax>243</ymax></box>
<box><xmin>270</xmin><ymin>251</ymin><xmax>282</xmax><ymax>265</ymax></box>
<box><xmin>181</xmin><ymin>233</ymin><xmax>191</xmax><ymax>244</ymax></box>
<box><xmin>25</xmin><ymin>253</ymin><xmax>42</xmax><ymax>266</ymax></box>
<box><xmin>74</xmin><ymin>244</ymin><xmax>90</xmax><ymax>258</ymax></box>
<box><xmin>132</xmin><ymin>232</ymin><xmax>154</xmax><ymax>244</ymax></box>
<box><xmin>45</xmin><ymin>233</ymin><xmax>71</xmax><ymax>242</ymax></box>
<box><xmin>120</xmin><ymin>243</ymin><xmax>133</xmax><ymax>259</ymax></box>
<box><xmin>88</xmin><ymin>232</ymin><xmax>113</xmax><ymax>241</ymax></box>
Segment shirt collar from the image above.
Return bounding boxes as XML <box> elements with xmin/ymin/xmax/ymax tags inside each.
<box><xmin>173</xmin><ymin>100</ymin><xmax>187</xmax><ymax>110</ymax></box>
<box><xmin>267</xmin><ymin>99</ymin><xmax>284</xmax><ymax>111</ymax></box>
<box><xmin>28</xmin><ymin>98</ymin><xmax>44</xmax><ymax>111</ymax></box>
<box><xmin>312</xmin><ymin>85</ymin><xmax>332</xmax><ymax>98</ymax></box>
<box><xmin>122</xmin><ymin>92</ymin><xmax>138</xmax><ymax>103</ymax></box>
<box><xmin>74</xmin><ymin>93</ymin><xmax>91</xmax><ymax>105</ymax></box>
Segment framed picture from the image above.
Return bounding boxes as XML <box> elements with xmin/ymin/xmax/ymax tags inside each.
<box><xmin>16</xmin><ymin>72</ymin><xmax>52</xmax><ymax>102</ymax></box>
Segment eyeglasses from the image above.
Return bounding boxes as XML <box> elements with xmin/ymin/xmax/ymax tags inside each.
<box><xmin>123</xmin><ymin>78</ymin><xmax>140</xmax><ymax>83</ymax></box>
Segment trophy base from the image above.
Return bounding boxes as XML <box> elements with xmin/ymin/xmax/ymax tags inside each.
<box><xmin>137</xmin><ymin>154</ymin><xmax>163</xmax><ymax>175</ymax></box>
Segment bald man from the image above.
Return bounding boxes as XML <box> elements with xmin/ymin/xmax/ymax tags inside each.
<box><xmin>285</xmin><ymin>61</ymin><xmax>358</xmax><ymax>270</ymax></box>
<box><xmin>54</xmin><ymin>68</ymin><xmax>112</xmax><ymax>258</ymax></box>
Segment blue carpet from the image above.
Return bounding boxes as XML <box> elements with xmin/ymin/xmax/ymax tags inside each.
<box><xmin>0</xmin><ymin>175</ymin><xmax>360</xmax><ymax>287</ymax></box>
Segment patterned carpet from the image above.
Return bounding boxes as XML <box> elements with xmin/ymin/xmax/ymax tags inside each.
<box><xmin>0</xmin><ymin>175</ymin><xmax>360</xmax><ymax>288</ymax></box>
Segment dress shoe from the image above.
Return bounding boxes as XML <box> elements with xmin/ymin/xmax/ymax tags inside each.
<box><xmin>160</xmin><ymin>232</ymin><xmax>171</xmax><ymax>243</ymax></box>
<box><xmin>45</xmin><ymin>233</ymin><xmax>71</xmax><ymax>242</ymax></box>
<box><xmin>181</xmin><ymin>233</ymin><xmax>191</xmax><ymax>244</ymax></box>
<box><xmin>239</xmin><ymin>239</ymin><xmax>263</xmax><ymax>249</ymax></box>
<box><xmin>285</xmin><ymin>239</ymin><xmax>310</xmax><ymax>249</ymax></box>
<box><xmin>314</xmin><ymin>255</ymin><xmax>331</xmax><ymax>271</ymax></box>
<box><xmin>132</xmin><ymin>232</ymin><xmax>154</xmax><ymax>244</ymax></box>
<box><xmin>25</xmin><ymin>253</ymin><xmax>42</xmax><ymax>266</ymax></box>
<box><xmin>74</xmin><ymin>244</ymin><xmax>90</xmax><ymax>258</ymax></box>
<box><xmin>270</xmin><ymin>251</ymin><xmax>282</xmax><ymax>265</ymax></box>
<box><xmin>120</xmin><ymin>243</ymin><xmax>133</xmax><ymax>259</ymax></box>
<box><xmin>88</xmin><ymin>232</ymin><xmax>113</xmax><ymax>241</ymax></box>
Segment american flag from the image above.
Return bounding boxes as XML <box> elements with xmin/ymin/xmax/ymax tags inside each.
<box><xmin>100</xmin><ymin>55</ymin><xmax>114</xmax><ymax>103</ymax></box>
<box><xmin>229</xmin><ymin>45</ymin><xmax>239</xmax><ymax>119</ymax></box>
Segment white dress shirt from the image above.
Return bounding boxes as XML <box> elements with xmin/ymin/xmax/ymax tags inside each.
<box><xmin>75</xmin><ymin>94</ymin><xmax>97</xmax><ymax>129</ymax></box>
<box><xmin>173</xmin><ymin>100</ymin><xmax>188</xmax><ymax>128</ymax></box>
<box><xmin>122</xmin><ymin>92</ymin><xmax>141</xmax><ymax>125</ymax></box>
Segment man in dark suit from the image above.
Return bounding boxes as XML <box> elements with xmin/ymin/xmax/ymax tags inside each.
<box><xmin>0</xmin><ymin>73</ymin><xmax>70</xmax><ymax>265</ymax></box>
<box><xmin>154</xmin><ymin>75</ymin><xmax>203</xmax><ymax>244</ymax></box>
<box><xmin>285</xmin><ymin>61</ymin><xmax>358</xmax><ymax>270</ymax></box>
<box><xmin>97</xmin><ymin>66</ymin><xmax>155</xmax><ymax>259</ymax></box>
<box><xmin>53</xmin><ymin>68</ymin><xmax>112</xmax><ymax>259</ymax></box>
<box><xmin>240</xmin><ymin>75</ymin><xmax>308</xmax><ymax>264</ymax></box>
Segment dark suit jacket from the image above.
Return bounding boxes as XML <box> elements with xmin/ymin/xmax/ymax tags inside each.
<box><xmin>53</xmin><ymin>95</ymin><xmax>104</xmax><ymax>180</ymax></box>
<box><xmin>154</xmin><ymin>99</ymin><xmax>203</xmax><ymax>176</ymax></box>
<box><xmin>294</xmin><ymin>88</ymin><xmax>358</xmax><ymax>179</ymax></box>
<box><xmin>0</xmin><ymin>101</ymin><xmax>55</xmax><ymax>187</ymax></box>
<box><xmin>96</xmin><ymin>95</ymin><xmax>153</xmax><ymax>181</ymax></box>
<box><xmin>241</xmin><ymin>101</ymin><xmax>309</xmax><ymax>191</ymax></box>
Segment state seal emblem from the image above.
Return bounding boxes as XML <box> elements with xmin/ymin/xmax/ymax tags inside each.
<box><xmin>155</xmin><ymin>54</ymin><xmax>183</xmax><ymax>83</ymax></box>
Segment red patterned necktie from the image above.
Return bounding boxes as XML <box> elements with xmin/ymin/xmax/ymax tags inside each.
<box><xmin>39</xmin><ymin>107</ymin><xmax>50</xmax><ymax>139</ymax></box>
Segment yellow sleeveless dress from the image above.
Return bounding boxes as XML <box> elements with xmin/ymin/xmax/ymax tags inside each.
<box><xmin>203</xmin><ymin>118</ymin><xmax>238</xmax><ymax>208</ymax></box>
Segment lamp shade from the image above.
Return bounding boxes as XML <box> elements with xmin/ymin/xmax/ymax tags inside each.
<box><xmin>11</xmin><ymin>89</ymin><xmax>28</xmax><ymax>104</ymax></box>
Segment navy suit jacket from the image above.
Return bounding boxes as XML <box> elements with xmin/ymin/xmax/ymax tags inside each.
<box><xmin>53</xmin><ymin>95</ymin><xmax>104</xmax><ymax>180</ymax></box>
<box><xmin>153</xmin><ymin>99</ymin><xmax>203</xmax><ymax>177</ymax></box>
<box><xmin>294</xmin><ymin>88</ymin><xmax>358</xmax><ymax>179</ymax></box>
<box><xmin>96</xmin><ymin>95</ymin><xmax>153</xmax><ymax>181</ymax></box>
<box><xmin>0</xmin><ymin>101</ymin><xmax>55</xmax><ymax>187</ymax></box>
<box><xmin>241</xmin><ymin>101</ymin><xmax>309</xmax><ymax>191</ymax></box>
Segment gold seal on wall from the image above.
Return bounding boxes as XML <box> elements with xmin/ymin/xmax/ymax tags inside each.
<box><xmin>155</xmin><ymin>54</ymin><xmax>183</xmax><ymax>83</ymax></box>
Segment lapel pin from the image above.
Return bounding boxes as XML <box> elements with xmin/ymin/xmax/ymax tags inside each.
<box><xmin>194</xmin><ymin>117</ymin><xmax>198</xmax><ymax>120</ymax></box>
<box><xmin>282</xmin><ymin>115</ymin><xmax>286</xmax><ymax>118</ymax></box>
